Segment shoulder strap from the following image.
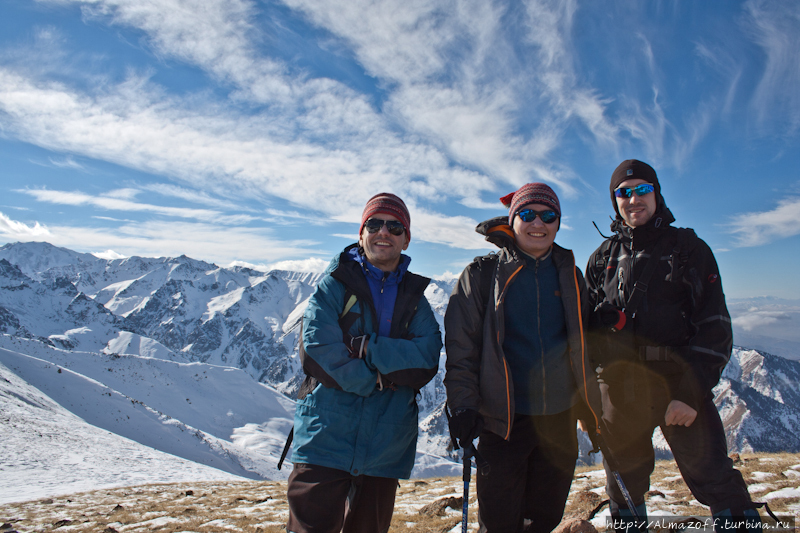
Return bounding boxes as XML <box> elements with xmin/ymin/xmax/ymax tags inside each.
<box><xmin>337</xmin><ymin>286</ymin><xmax>361</xmax><ymax>334</ymax></box>
<box><xmin>624</xmin><ymin>238</ymin><xmax>670</xmax><ymax>318</ymax></box>
<box><xmin>669</xmin><ymin>228</ymin><xmax>698</xmax><ymax>283</ymax></box>
<box><xmin>472</xmin><ymin>253</ymin><xmax>499</xmax><ymax>306</ymax></box>
<box><xmin>594</xmin><ymin>239</ymin><xmax>613</xmax><ymax>270</ymax></box>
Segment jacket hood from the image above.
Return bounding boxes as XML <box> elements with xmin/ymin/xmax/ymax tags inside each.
<box><xmin>476</xmin><ymin>215</ymin><xmax>517</xmax><ymax>250</ymax></box>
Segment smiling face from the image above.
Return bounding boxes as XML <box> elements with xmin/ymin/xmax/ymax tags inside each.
<box><xmin>615</xmin><ymin>178</ymin><xmax>657</xmax><ymax>228</ymax></box>
<box><xmin>359</xmin><ymin>213</ymin><xmax>409</xmax><ymax>272</ymax></box>
<box><xmin>512</xmin><ymin>203</ymin><xmax>559</xmax><ymax>259</ymax></box>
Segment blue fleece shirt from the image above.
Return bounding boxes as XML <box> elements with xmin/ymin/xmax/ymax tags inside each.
<box><xmin>351</xmin><ymin>247</ymin><xmax>410</xmax><ymax>338</ymax></box>
<box><xmin>502</xmin><ymin>249</ymin><xmax>577</xmax><ymax>415</ymax></box>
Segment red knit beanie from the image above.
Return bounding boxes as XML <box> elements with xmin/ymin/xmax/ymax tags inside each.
<box><xmin>359</xmin><ymin>193</ymin><xmax>411</xmax><ymax>241</ymax></box>
<box><xmin>500</xmin><ymin>183</ymin><xmax>561</xmax><ymax>225</ymax></box>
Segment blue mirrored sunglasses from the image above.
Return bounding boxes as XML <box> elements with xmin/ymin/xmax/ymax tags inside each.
<box><xmin>516</xmin><ymin>208</ymin><xmax>559</xmax><ymax>224</ymax></box>
<box><xmin>614</xmin><ymin>183</ymin><xmax>655</xmax><ymax>198</ymax></box>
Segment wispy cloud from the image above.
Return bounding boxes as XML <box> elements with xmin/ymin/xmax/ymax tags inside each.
<box><xmin>48</xmin><ymin>155</ymin><xmax>85</xmax><ymax>170</ymax></box>
<box><xmin>731</xmin><ymin>307</ymin><xmax>792</xmax><ymax>331</ymax></box>
<box><xmin>743</xmin><ymin>0</ymin><xmax>800</xmax><ymax>133</ymax></box>
<box><xmin>728</xmin><ymin>196</ymin><xmax>800</xmax><ymax>247</ymax></box>
<box><xmin>17</xmin><ymin>188</ymin><xmax>225</xmax><ymax>222</ymax></box>
<box><xmin>140</xmin><ymin>183</ymin><xmax>246</xmax><ymax>212</ymax></box>
<box><xmin>11</xmin><ymin>219</ymin><xmax>323</xmax><ymax>265</ymax></box>
<box><xmin>0</xmin><ymin>66</ymin><xmax>491</xmax><ymax>245</ymax></box>
<box><xmin>0</xmin><ymin>211</ymin><xmax>51</xmax><ymax>239</ymax></box>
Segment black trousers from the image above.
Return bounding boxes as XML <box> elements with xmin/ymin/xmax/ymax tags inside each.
<box><xmin>286</xmin><ymin>463</ymin><xmax>398</xmax><ymax>533</ymax></box>
<box><xmin>476</xmin><ymin>410</ymin><xmax>578</xmax><ymax>533</ymax></box>
<box><xmin>599</xmin><ymin>364</ymin><xmax>753</xmax><ymax>516</ymax></box>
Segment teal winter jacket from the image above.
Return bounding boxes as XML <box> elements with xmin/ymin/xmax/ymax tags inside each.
<box><xmin>291</xmin><ymin>244</ymin><xmax>442</xmax><ymax>479</ymax></box>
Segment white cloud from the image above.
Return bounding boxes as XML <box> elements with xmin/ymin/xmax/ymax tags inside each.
<box><xmin>140</xmin><ymin>183</ymin><xmax>246</xmax><ymax>212</ymax></box>
<box><xmin>263</xmin><ymin>257</ymin><xmax>330</xmax><ymax>273</ymax></box>
<box><xmin>17</xmin><ymin>188</ymin><xmax>225</xmax><ymax>222</ymax></box>
<box><xmin>278</xmin><ymin>0</ymin><xmax>609</xmax><ymax>190</ymax></box>
<box><xmin>0</xmin><ymin>212</ymin><xmax>51</xmax><ymax>239</ymax></box>
<box><xmin>92</xmin><ymin>249</ymin><xmax>127</xmax><ymax>260</ymax></box>
<box><xmin>19</xmin><ymin>219</ymin><xmax>322</xmax><ymax>266</ymax></box>
<box><xmin>732</xmin><ymin>309</ymin><xmax>791</xmax><ymax>332</ymax></box>
<box><xmin>48</xmin><ymin>156</ymin><xmax>85</xmax><ymax>170</ymax></box>
<box><xmin>0</xmin><ymin>67</ymin><xmax>500</xmax><ymax>247</ymax></box>
<box><xmin>743</xmin><ymin>0</ymin><xmax>800</xmax><ymax>132</ymax></box>
<box><xmin>4</xmin><ymin>0</ymin><xmax>625</xmax><ymax>247</ymax></box>
<box><xmin>412</xmin><ymin>209</ymin><xmax>487</xmax><ymax>250</ymax></box>
<box><xmin>728</xmin><ymin>197</ymin><xmax>800</xmax><ymax>247</ymax></box>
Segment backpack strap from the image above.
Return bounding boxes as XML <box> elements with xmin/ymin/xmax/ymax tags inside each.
<box><xmin>472</xmin><ymin>253</ymin><xmax>499</xmax><ymax>308</ymax></box>
<box><xmin>594</xmin><ymin>239</ymin><xmax>613</xmax><ymax>271</ymax></box>
<box><xmin>669</xmin><ymin>228</ymin><xmax>697</xmax><ymax>283</ymax></box>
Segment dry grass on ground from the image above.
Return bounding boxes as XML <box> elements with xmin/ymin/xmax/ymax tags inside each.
<box><xmin>2</xmin><ymin>453</ymin><xmax>798</xmax><ymax>532</ymax></box>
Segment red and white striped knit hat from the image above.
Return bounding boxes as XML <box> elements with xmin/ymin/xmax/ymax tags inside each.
<box><xmin>359</xmin><ymin>193</ymin><xmax>411</xmax><ymax>241</ymax></box>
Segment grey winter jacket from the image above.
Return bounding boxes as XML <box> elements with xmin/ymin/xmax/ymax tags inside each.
<box><xmin>444</xmin><ymin>216</ymin><xmax>602</xmax><ymax>440</ymax></box>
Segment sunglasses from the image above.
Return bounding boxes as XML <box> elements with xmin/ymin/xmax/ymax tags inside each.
<box><xmin>364</xmin><ymin>218</ymin><xmax>406</xmax><ymax>236</ymax></box>
<box><xmin>516</xmin><ymin>209</ymin><xmax>559</xmax><ymax>224</ymax></box>
<box><xmin>614</xmin><ymin>183</ymin><xmax>655</xmax><ymax>198</ymax></box>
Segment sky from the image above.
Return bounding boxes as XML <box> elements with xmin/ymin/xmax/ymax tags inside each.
<box><xmin>1</xmin><ymin>0</ymin><xmax>800</xmax><ymax>300</ymax></box>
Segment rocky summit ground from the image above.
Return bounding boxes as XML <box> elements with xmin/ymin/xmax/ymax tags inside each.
<box><xmin>2</xmin><ymin>453</ymin><xmax>799</xmax><ymax>533</ymax></box>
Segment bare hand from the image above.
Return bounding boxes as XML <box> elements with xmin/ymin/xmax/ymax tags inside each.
<box><xmin>577</xmin><ymin>419</ymin><xmax>589</xmax><ymax>433</ymax></box>
<box><xmin>664</xmin><ymin>400</ymin><xmax>697</xmax><ymax>427</ymax></box>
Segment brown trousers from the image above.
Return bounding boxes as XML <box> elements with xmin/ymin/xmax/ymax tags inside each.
<box><xmin>286</xmin><ymin>463</ymin><xmax>398</xmax><ymax>533</ymax></box>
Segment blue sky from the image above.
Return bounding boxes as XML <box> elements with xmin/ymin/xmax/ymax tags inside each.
<box><xmin>1</xmin><ymin>0</ymin><xmax>799</xmax><ymax>303</ymax></box>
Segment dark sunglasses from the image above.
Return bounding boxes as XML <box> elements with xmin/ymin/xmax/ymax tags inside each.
<box><xmin>516</xmin><ymin>209</ymin><xmax>559</xmax><ymax>224</ymax></box>
<box><xmin>364</xmin><ymin>218</ymin><xmax>406</xmax><ymax>236</ymax></box>
<box><xmin>614</xmin><ymin>183</ymin><xmax>655</xmax><ymax>198</ymax></box>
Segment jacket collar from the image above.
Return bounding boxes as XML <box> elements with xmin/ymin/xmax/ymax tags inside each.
<box><xmin>610</xmin><ymin>206</ymin><xmax>675</xmax><ymax>247</ymax></box>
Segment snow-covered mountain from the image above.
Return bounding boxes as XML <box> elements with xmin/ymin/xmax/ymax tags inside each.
<box><xmin>2</xmin><ymin>241</ymin><xmax>799</xmax><ymax>503</ymax></box>
<box><xmin>0</xmin><ymin>241</ymin><xmax>462</xmax><ymax>503</ymax></box>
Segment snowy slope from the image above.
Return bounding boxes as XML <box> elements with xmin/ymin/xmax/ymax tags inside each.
<box><xmin>0</xmin><ymin>341</ymin><xmax>294</xmax><ymax>480</ymax></box>
<box><xmin>0</xmin><ymin>359</ymin><xmax>246</xmax><ymax>505</ymax></box>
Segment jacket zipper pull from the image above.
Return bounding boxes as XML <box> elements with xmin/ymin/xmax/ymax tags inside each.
<box><xmin>381</xmin><ymin>273</ymin><xmax>387</xmax><ymax>294</ymax></box>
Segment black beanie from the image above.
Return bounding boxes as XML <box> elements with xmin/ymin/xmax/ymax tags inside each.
<box><xmin>609</xmin><ymin>159</ymin><xmax>663</xmax><ymax>217</ymax></box>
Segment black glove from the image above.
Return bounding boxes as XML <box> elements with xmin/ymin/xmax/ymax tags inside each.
<box><xmin>594</xmin><ymin>302</ymin><xmax>627</xmax><ymax>332</ymax></box>
<box><xmin>448</xmin><ymin>408</ymin><xmax>484</xmax><ymax>448</ymax></box>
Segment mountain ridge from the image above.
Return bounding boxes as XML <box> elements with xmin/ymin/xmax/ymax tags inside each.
<box><xmin>1</xmin><ymin>241</ymin><xmax>799</xmax><ymax>502</ymax></box>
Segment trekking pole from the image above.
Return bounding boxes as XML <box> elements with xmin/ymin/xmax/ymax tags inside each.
<box><xmin>458</xmin><ymin>442</ymin><xmax>490</xmax><ymax>533</ymax></box>
<box><xmin>461</xmin><ymin>442</ymin><xmax>475</xmax><ymax>533</ymax></box>
<box><xmin>590</xmin><ymin>431</ymin><xmax>643</xmax><ymax>529</ymax></box>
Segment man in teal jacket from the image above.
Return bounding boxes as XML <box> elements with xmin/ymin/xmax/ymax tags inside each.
<box><xmin>287</xmin><ymin>193</ymin><xmax>442</xmax><ymax>533</ymax></box>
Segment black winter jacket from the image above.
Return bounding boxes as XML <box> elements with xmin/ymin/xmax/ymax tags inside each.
<box><xmin>584</xmin><ymin>208</ymin><xmax>733</xmax><ymax>409</ymax></box>
<box><xmin>444</xmin><ymin>216</ymin><xmax>601</xmax><ymax>440</ymax></box>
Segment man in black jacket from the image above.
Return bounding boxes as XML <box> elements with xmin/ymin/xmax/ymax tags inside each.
<box><xmin>585</xmin><ymin>160</ymin><xmax>758</xmax><ymax>532</ymax></box>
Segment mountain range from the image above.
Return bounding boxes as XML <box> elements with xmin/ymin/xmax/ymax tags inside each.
<box><xmin>1</xmin><ymin>241</ymin><xmax>799</xmax><ymax>503</ymax></box>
